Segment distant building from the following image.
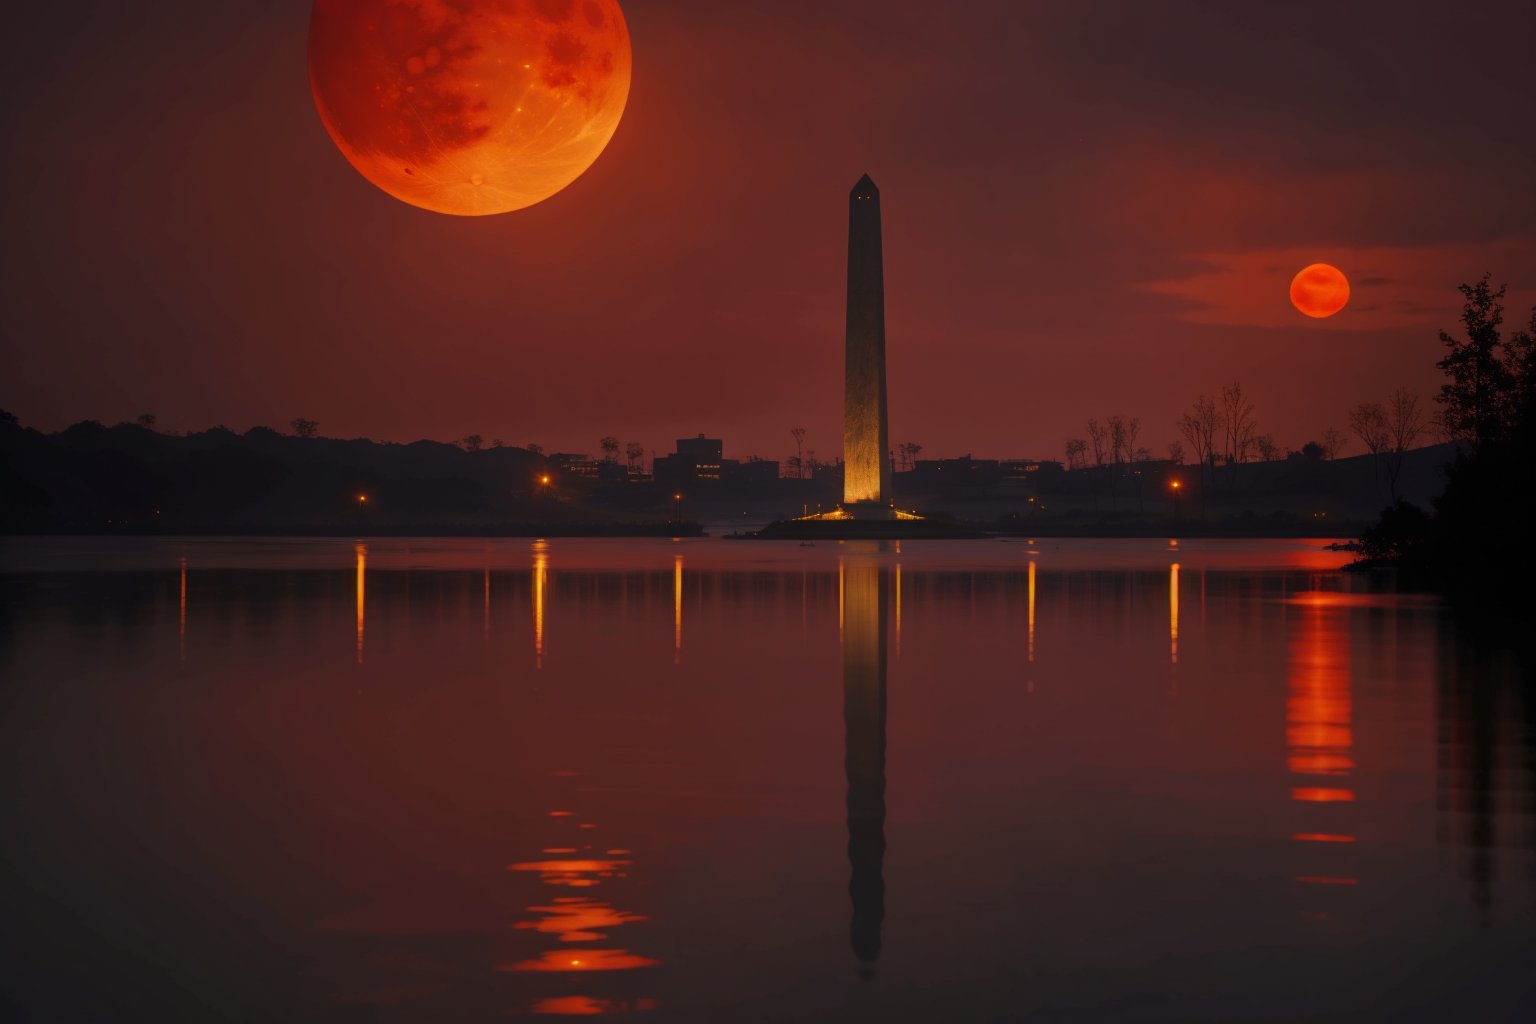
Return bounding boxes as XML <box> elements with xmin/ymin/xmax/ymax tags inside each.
<box><xmin>549</xmin><ymin>452</ymin><xmax>600</xmax><ymax>479</ymax></box>
<box><xmin>653</xmin><ymin>434</ymin><xmax>781</xmax><ymax>496</ymax></box>
<box><xmin>911</xmin><ymin>455</ymin><xmax>1002</xmax><ymax>491</ymax></box>
<box><xmin>654</xmin><ymin>434</ymin><xmax>724</xmax><ymax>491</ymax></box>
<box><xmin>550</xmin><ymin>452</ymin><xmax>627</xmax><ymax>484</ymax></box>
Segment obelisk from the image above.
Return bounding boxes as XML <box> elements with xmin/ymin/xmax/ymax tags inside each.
<box><xmin>844</xmin><ymin>174</ymin><xmax>892</xmax><ymax>510</ymax></box>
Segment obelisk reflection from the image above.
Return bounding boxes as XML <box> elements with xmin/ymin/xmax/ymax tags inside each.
<box><xmin>842</xmin><ymin>558</ymin><xmax>888</xmax><ymax>972</ymax></box>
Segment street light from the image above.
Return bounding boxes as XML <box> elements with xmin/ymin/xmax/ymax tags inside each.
<box><xmin>1169</xmin><ymin>479</ymin><xmax>1182</xmax><ymax>524</ymax></box>
<box><xmin>673</xmin><ymin>492</ymin><xmax>683</xmax><ymax>526</ymax></box>
<box><xmin>357</xmin><ymin>494</ymin><xmax>367</xmax><ymax>512</ymax></box>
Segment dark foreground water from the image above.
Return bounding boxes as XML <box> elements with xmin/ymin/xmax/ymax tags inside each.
<box><xmin>1</xmin><ymin>537</ymin><xmax>1532</xmax><ymax>1023</ymax></box>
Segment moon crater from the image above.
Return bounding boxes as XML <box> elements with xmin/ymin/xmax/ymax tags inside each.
<box><xmin>309</xmin><ymin>0</ymin><xmax>631</xmax><ymax>216</ymax></box>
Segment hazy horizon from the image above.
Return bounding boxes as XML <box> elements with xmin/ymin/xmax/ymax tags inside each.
<box><xmin>4</xmin><ymin>1</ymin><xmax>1533</xmax><ymax>463</ymax></box>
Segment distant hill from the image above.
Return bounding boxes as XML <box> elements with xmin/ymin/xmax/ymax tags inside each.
<box><xmin>0</xmin><ymin>419</ymin><xmax>576</xmax><ymax>532</ymax></box>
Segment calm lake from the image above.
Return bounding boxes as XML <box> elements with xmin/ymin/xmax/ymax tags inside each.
<box><xmin>2</xmin><ymin>536</ymin><xmax>1532</xmax><ymax>1022</ymax></box>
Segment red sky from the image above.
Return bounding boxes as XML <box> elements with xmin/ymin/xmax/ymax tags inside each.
<box><xmin>3</xmin><ymin>1</ymin><xmax>1534</xmax><ymax>465</ymax></box>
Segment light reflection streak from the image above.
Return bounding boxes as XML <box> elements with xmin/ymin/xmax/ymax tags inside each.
<box><xmin>178</xmin><ymin>556</ymin><xmax>187</xmax><ymax>662</ymax></box>
<box><xmin>533</xmin><ymin>540</ymin><xmax>548</xmax><ymax>668</ymax></box>
<box><xmin>1287</xmin><ymin>592</ymin><xmax>1358</xmax><ymax>907</ymax></box>
<box><xmin>837</xmin><ymin>558</ymin><xmax>845</xmax><ymax>640</ymax></box>
<box><xmin>529</xmin><ymin>996</ymin><xmax>659</xmax><ymax>1015</ymax></box>
<box><xmin>506</xmin><ymin>805</ymin><xmax>659</xmax><ymax>1009</ymax></box>
<box><xmin>894</xmin><ymin>562</ymin><xmax>902</xmax><ymax>659</ymax></box>
<box><xmin>1027</xmin><ymin>560</ymin><xmax>1036</xmax><ymax>665</ymax></box>
<box><xmin>1169</xmin><ymin>562</ymin><xmax>1179</xmax><ymax>666</ymax></box>
<box><xmin>484</xmin><ymin>566</ymin><xmax>491</xmax><ymax>641</ymax></box>
<box><xmin>354</xmin><ymin>543</ymin><xmax>366</xmax><ymax>664</ymax></box>
<box><xmin>673</xmin><ymin>554</ymin><xmax>683</xmax><ymax>662</ymax></box>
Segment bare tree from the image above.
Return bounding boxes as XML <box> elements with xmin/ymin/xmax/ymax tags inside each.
<box><xmin>1108</xmin><ymin>415</ymin><xmax>1128</xmax><ymax>467</ymax></box>
<box><xmin>492</xmin><ymin>438</ymin><xmax>505</xmax><ymax>448</ymax></box>
<box><xmin>1386</xmin><ymin>389</ymin><xmax>1426</xmax><ymax>454</ymax></box>
<box><xmin>1086</xmin><ymin>419</ymin><xmax>1107</xmax><ymax>468</ymax></box>
<box><xmin>136</xmin><ymin>413</ymin><xmax>157</xmax><ymax>430</ymax></box>
<box><xmin>526</xmin><ymin>442</ymin><xmax>544</xmax><ymax>455</ymax></box>
<box><xmin>790</xmin><ymin>427</ymin><xmax>807</xmax><ymax>479</ymax></box>
<box><xmin>1349</xmin><ymin>401</ymin><xmax>1390</xmax><ymax>499</ymax></box>
<box><xmin>1167</xmin><ymin>440</ymin><xmax>1185</xmax><ymax>465</ymax></box>
<box><xmin>1086</xmin><ymin>418</ymin><xmax>1109</xmax><ymax>509</ymax></box>
<box><xmin>1349</xmin><ymin>402</ymin><xmax>1390</xmax><ymax>453</ymax></box>
<box><xmin>290</xmin><ymin>417</ymin><xmax>319</xmax><ymax>439</ymax></box>
<box><xmin>1220</xmin><ymin>382</ymin><xmax>1257</xmax><ymax>464</ymax></box>
<box><xmin>1380</xmin><ymin>389</ymin><xmax>1427</xmax><ymax>499</ymax></box>
<box><xmin>1176</xmin><ymin>394</ymin><xmax>1220</xmax><ymax>485</ymax></box>
<box><xmin>625</xmin><ymin>441</ymin><xmax>645</xmax><ymax>475</ymax></box>
<box><xmin>599</xmin><ymin>436</ymin><xmax>620</xmax><ymax>462</ymax></box>
<box><xmin>1254</xmin><ymin>434</ymin><xmax>1281</xmax><ymax>462</ymax></box>
<box><xmin>1320</xmin><ymin>427</ymin><xmax>1347</xmax><ymax>460</ymax></box>
<box><xmin>1065</xmin><ymin>438</ymin><xmax>1088</xmax><ymax>470</ymax></box>
<box><xmin>462</xmin><ymin>434</ymin><xmax>483</xmax><ymax>452</ymax></box>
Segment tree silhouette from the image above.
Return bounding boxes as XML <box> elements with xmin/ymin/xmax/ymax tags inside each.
<box><xmin>1320</xmin><ymin>427</ymin><xmax>1347</xmax><ymax>460</ymax></box>
<box><xmin>1085</xmin><ymin>418</ymin><xmax>1108</xmax><ymax>510</ymax></box>
<box><xmin>462</xmin><ymin>434</ymin><xmax>483</xmax><ymax>452</ymax></box>
<box><xmin>1349</xmin><ymin>401</ymin><xmax>1390</xmax><ymax>499</ymax></box>
<box><xmin>1383</xmin><ymin>389</ymin><xmax>1426</xmax><ymax>499</ymax></box>
<box><xmin>1436</xmin><ymin>273</ymin><xmax>1533</xmax><ymax>450</ymax></box>
<box><xmin>625</xmin><ymin>441</ymin><xmax>645</xmax><ymax>474</ymax></box>
<box><xmin>136</xmin><ymin>413</ymin><xmax>157</xmax><ymax>430</ymax></box>
<box><xmin>1176</xmin><ymin>394</ymin><xmax>1220</xmax><ymax>492</ymax></box>
<box><xmin>290</xmin><ymin>418</ymin><xmax>319</xmax><ymax>439</ymax></box>
<box><xmin>599</xmin><ymin>436</ymin><xmax>620</xmax><ymax>462</ymax></box>
<box><xmin>1064</xmin><ymin>438</ymin><xmax>1087</xmax><ymax>470</ymax></box>
<box><xmin>1220</xmin><ymin>383</ymin><xmax>1257</xmax><ymax>465</ymax></box>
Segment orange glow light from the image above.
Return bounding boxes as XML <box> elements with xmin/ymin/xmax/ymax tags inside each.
<box><xmin>1291</xmin><ymin>787</ymin><xmax>1355</xmax><ymax>802</ymax></box>
<box><xmin>1289</xmin><ymin>263</ymin><xmax>1350</xmax><ymax>318</ymax></box>
<box><xmin>354</xmin><ymin>543</ymin><xmax>366</xmax><ymax>664</ymax></box>
<box><xmin>503</xmin><ymin>949</ymin><xmax>659</xmax><ymax>973</ymax></box>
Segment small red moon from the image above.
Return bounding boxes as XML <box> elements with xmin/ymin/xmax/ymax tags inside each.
<box><xmin>308</xmin><ymin>0</ymin><xmax>631</xmax><ymax>216</ymax></box>
<box><xmin>1289</xmin><ymin>263</ymin><xmax>1350</xmax><ymax>318</ymax></box>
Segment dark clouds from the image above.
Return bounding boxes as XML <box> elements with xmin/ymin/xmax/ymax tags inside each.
<box><xmin>3</xmin><ymin>1</ymin><xmax>1533</xmax><ymax>460</ymax></box>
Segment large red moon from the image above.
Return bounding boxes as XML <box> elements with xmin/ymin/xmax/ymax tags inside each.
<box><xmin>1289</xmin><ymin>263</ymin><xmax>1350</xmax><ymax>318</ymax></box>
<box><xmin>308</xmin><ymin>0</ymin><xmax>631</xmax><ymax>216</ymax></box>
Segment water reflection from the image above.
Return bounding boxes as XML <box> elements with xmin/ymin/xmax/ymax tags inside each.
<box><xmin>842</xmin><ymin>553</ymin><xmax>888</xmax><ymax>974</ymax></box>
<box><xmin>354</xmin><ymin>542</ymin><xmax>366</xmax><ymax>664</ymax></box>
<box><xmin>4</xmin><ymin>539</ymin><xmax>1535</xmax><ymax>1022</ymax></box>
<box><xmin>533</xmin><ymin>540</ymin><xmax>548</xmax><ymax>668</ymax></box>
<box><xmin>505</xmin><ymin>788</ymin><xmax>658</xmax><ymax>1013</ymax></box>
<box><xmin>1286</xmin><ymin>591</ymin><xmax>1361</xmax><ymax>908</ymax></box>
<box><xmin>1168</xmin><ymin>562</ymin><xmax>1179</xmax><ymax>667</ymax></box>
<box><xmin>673</xmin><ymin>553</ymin><xmax>683</xmax><ymax>663</ymax></box>
<box><xmin>178</xmin><ymin>556</ymin><xmax>187</xmax><ymax>662</ymax></box>
<box><xmin>1438</xmin><ymin>616</ymin><xmax>1536</xmax><ymax>917</ymax></box>
<box><xmin>1027</xmin><ymin>559</ymin><xmax>1036</xmax><ymax>668</ymax></box>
